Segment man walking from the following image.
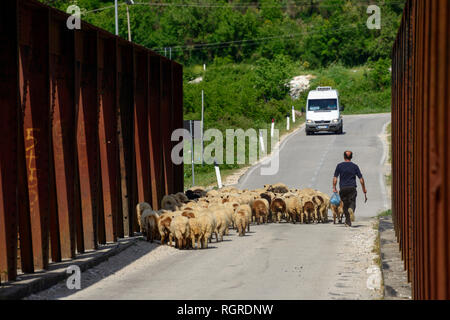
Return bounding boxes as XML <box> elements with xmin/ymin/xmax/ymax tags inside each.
<box><xmin>332</xmin><ymin>151</ymin><xmax>367</xmax><ymax>227</ymax></box>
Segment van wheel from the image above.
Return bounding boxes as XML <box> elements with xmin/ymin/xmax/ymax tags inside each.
<box><xmin>306</xmin><ymin>130</ymin><xmax>312</xmax><ymax>136</ymax></box>
<box><xmin>338</xmin><ymin>126</ymin><xmax>343</xmax><ymax>134</ymax></box>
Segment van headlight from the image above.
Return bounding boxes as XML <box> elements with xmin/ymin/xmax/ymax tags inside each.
<box><xmin>307</xmin><ymin>120</ymin><xmax>314</xmax><ymax>124</ymax></box>
<box><xmin>332</xmin><ymin>119</ymin><xmax>339</xmax><ymax>123</ymax></box>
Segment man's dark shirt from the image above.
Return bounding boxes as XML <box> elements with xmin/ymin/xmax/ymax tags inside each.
<box><xmin>334</xmin><ymin>161</ymin><xmax>363</xmax><ymax>189</ymax></box>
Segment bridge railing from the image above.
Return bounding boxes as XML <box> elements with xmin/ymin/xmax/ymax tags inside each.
<box><xmin>392</xmin><ymin>0</ymin><xmax>450</xmax><ymax>300</ymax></box>
<box><xmin>0</xmin><ymin>0</ymin><xmax>183</xmax><ymax>284</ymax></box>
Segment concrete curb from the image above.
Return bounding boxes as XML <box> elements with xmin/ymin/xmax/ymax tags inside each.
<box><xmin>378</xmin><ymin>216</ymin><xmax>412</xmax><ymax>300</ymax></box>
<box><xmin>0</xmin><ymin>237</ymin><xmax>139</xmax><ymax>300</ymax></box>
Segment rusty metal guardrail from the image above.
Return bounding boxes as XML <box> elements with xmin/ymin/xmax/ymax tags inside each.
<box><xmin>392</xmin><ymin>0</ymin><xmax>450</xmax><ymax>300</ymax></box>
<box><xmin>0</xmin><ymin>0</ymin><xmax>183</xmax><ymax>284</ymax></box>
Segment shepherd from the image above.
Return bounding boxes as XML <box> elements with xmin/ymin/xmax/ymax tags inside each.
<box><xmin>332</xmin><ymin>150</ymin><xmax>368</xmax><ymax>227</ymax></box>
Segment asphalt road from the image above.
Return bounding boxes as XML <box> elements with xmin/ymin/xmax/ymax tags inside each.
<box><xmin>239</xmin><ymin>113</ymin><xmax>391</xmax><ymax>218</ymax></box>
<box><xmin>28</xmin><ymin>113</ymin><xmax>390</xmax><ymax>300</ymax></box>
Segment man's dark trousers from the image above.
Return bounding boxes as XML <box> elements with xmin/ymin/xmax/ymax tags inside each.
<box><xmin>339</xmin><ymin>187</ymin><xmax>357</xmax><ymax>226</ymax></box>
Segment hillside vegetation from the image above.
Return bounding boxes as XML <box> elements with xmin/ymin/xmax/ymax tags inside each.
<box><xmin>40</xmin><ymin>0</ymin><xmax>403</xmax><ymax>186</ymax></box>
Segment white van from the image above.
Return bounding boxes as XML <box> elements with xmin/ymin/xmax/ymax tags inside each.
<box><xmin>305</xmin><ymin>87</ymin><xmax>344</xmax><ymax>135</ymax></box>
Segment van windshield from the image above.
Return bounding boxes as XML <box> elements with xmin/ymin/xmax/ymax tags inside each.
<box><xmin>308</xmin><ymin>99</ymin><xmax>338</xmax><ymax>111</ymax></box>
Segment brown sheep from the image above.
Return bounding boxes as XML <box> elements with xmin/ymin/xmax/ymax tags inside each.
<box><xmin>140</xmin><ymin>209</ymin><xmax>159</xmax><ymax>242</ymax></box>
<box><xmin>252</xmin><ymin>198</ymin><xmax>269</xmax><ymax>224</ymax></box>
<box><xmin>302</xmin><ymin>201</ymin><xmax>315</xmax><ymax>224</ymax></box>
<box><xmin>331</xmin><ymin>201</ymin><xmax>344</xmax><ymax>224</ymax></box>
<box><xmin>270</xmin><ymin>197</ymin><xmax>287</xmax><ymax>223</ymax></box>
<box><xmin>157</xmin><ymin>214</ymin><xmax>172</xmax><ymax>245</ymax></box>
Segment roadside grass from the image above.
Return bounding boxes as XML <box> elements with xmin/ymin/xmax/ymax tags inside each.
<box><xmin>378</xmin><ymin>209</ymin><xmax>392</xmax><ymax>217</ymax></box>
<box><xmin>385</xmin><ymin>122</ymin><xmax>392</xmax><ymax>187</ymax></box>
<box><xmin>183</xmin><ymin>62</ymin><xmax>391</xmax><ymax>189</ymax></box>
<box><xmin>372</xmin><ymin>219</ymin><xmax>385</xmax><ymax>298</ymax></box>
<box><xmin>296</xmin><ymin>64</ymin><xmax>392</xmax><ymax>115</ymax></box>
<box><xmin>184</xmin><ymin>115</ymin><xmax>305</xmax><ymax>189</ymax></box>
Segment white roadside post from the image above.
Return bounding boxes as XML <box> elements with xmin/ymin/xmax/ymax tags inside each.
<box><xmin>189</xmin><ymin>120</ymin><xmax>195</xmax><ymax>186</ymax></box>
<box><xmin>271</xmin><ymin>118</ymin><xmax>275</xmax><ymax>138</ymax></box>
<box><xmin>259</xmin><ymin>130</ymin><xmax>265</xmax><ymax>154</ymax></box>
<box><xmin>201</xmin><ymin>90</ymin><xmax>204</xmax><ymax>166</ymax></box>
<box><xmin>292</xmin><ymin>106</ymin><xmax>296</xmax><ymax>123</ymax></box>
<box><xmin>203</xmin><ymin>64</ymin><xmax>206</xmax><ymax>71</ymax></box>
<box><xmin>287</xmin><ymin>115</ymin><xmax>290</xmax><ymax>131</ymax></box>
<box><xmin>214</xmin><ymin>159</ymin><xmax>222</xmax><ymax>189</ymax></box>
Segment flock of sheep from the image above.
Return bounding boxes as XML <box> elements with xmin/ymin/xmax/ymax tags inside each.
<box><xmin>137</xmin><ymin>183</ymin><xmax>347</xmax><ymax>250</ymax></box>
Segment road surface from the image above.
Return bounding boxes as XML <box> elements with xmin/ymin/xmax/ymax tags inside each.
<box><xmin>26</xmin><ymin>113</ymin><xmax>390</xmax><ymax>300</ymax></box>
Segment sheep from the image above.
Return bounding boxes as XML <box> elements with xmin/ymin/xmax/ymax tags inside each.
<box><xmin>270</xmin><ymin>197</ymin><xmax>287</xmax><ymax>223</ymax></box>
<box><xmin>285</xmin><ymin>196</ymin><xmax>302</xmax><ymax>224</ymax></box>
<box><xmin>196</xmin><ymin>212</ymin><xmax>216</xmax><ymax>249</ymax></box>
<box><xmin>315</xmin><ymin>191</ymin><xmax>331</xmax><ymax>223</ymax></box>
<box><xmin>187</xmin><ymin>216</ymin><xmax>203</xmax><ymax>249</ymax></box>
<box><xmin>220</xmin><ymin>204</ymin><xmax>235</xmax><ymax>234</ymax></box>
<box><xmin>140</xmin><ymin>209</ymin><xmax>159</xmax><ymax>242</ymax></box>
<box><xmin>235</xmin><ymin>209</ymin><xmax>248</xmax><ymax>237</ymax></box>
<box><xmin>161</xmin><ymin>195</ymin><xmax>180</xmax><ymax>211</ymax></box>
<box><xmin>297</xmin><ymin>189</ymin><xmax>321</xmax><ymax>223</ymax></box>
<box><xmin>236</xmin><ymin>204</ymin><xmax>252</xmax><ymax>232</ymax></box>
<box><xmin>169</xmin><ymin>215</ymin><xmax>191</xmax><ymax>249</ymax></box>
<box><xmin>174</xmin><ymin>192</ymin><xmax>189</xmax><ymax>204</ymax></box>
<box><xmin>157</xmin><ymin>214</ymin><xmax>173</xmax><ymax>245</ymax></box>
<box><xmin>260</xmin><ymin>192</ymin><xmax>273</xmax><ymax>207</ymax></box>
<box><xmin>251</xmin><ymin>198</ymin><xmax>269</xmax><ymax>224</ymax></box>
<box><xmin>206</xmin><ymin>189</ymin><xmax>220</xmax><ymax>198</ymax></box>
<box><xmin>331</xmin><ymin>201</ymin><xmax>344</xmax><ymax>224</ymax></box>
<box><xmin>301</xmin><ymin>201</ymin><xmax>316</xmax><ymax>224</ymax></box>
<box><xmin>265</xmin><ymin>183</ymin><xmax>289</xmax><ymax>194</ymax></box>
<box><xmin>210</xmin><ymin>208</ymin><xmax>230</xmax><ymax>242</ymax></box>
<box><xmin>136</xmin><ymin>202</ymin><xmax>152</xmax><ymax>232</ymax></box>
<box><xmin>185</xmin><ymin>189</ymin><xmax>201</xmax><ymax>200</ymax></box>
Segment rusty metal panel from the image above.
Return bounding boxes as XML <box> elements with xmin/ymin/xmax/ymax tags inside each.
<box><xmin>0</xmin><ymin>0</ymin><xmax>20</xmax><ymax>282</ymax></box>
<box><xmin>160</xmin><ymin>59</ymin><xmax>173</xmax><ymax>196</ymax></box>
<box><xmin>49</xmin><ymin>13</ymin><xmax>76</xmax><ymax>260</ymax></box>
<box><xmin>3</xmin><ymin>0</ymin><xmax>184</xmax><ymax>283</ymax></box>
<box><xmin>133</xmin><ymin>48</ymin><xmax>151</xmax><ymax>207</ymax></box>
<box><xmin>18</xmin><ymin>1</ymin><xmax>51</xmax><ymax>271</ymax></box>
<box><xmin>172</xmin><ymin>63</ymin><xmax>184</xmax><ymax>193</ymax></box>
<box><xmin>148</xmin><ymin>55</ymin><xmax>163</xmax><ymax>210</ymax></box>
<box><xmin>392</xmin><ymin>0</ymin><xmax>450</xmax><ymax>299</ymax></box>
<box><xmin>117</xmin><ymin>43</ymin><xmax>135</xmax><ymax>237</ymax></box>
<box><xmin>74</xmin><ymin>28</ymin><xmax>100</xmax><ymax>251</ymax></box>
<box><xmin>98</xmin><ymin>35</ymin><xmax>119</xmax><ymax>243</ymax></box>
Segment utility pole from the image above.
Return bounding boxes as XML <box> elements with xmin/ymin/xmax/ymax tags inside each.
<box><xmin>126</xmin><ymin>5</ymin><xmax>131</xmax><ymax>41</ymax></box>
<box><xmin>114</xmin><ymin>0</ymin><xmax>119</xmax><ymax>36</ymax></box>
<box><xmin>126</xmin><ymin>0</ymin><xmax>134</xmax><ymax>42</ymax></box>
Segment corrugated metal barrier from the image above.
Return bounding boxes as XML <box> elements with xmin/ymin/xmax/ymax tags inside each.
<box><xmin>392</xmin><ymin>0</ymin><xmax>450</xmax><ymax>300</ymax></box>
<box><xmin>0</xmin><ymin>0</ymin><xmax>183</xmax><ymax>283</ymax></box>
